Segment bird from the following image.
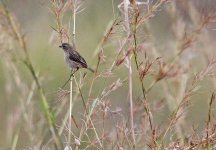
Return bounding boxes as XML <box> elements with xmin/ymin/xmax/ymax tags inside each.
<box><xmin>59</xmin><ymin>43</ymin><xmax>94</xmax><ymax>88</ymax></box>
<box><xmin>59</xmin><ymin>43</ymin><xmax>95</xmax><ymax>74</ymax></box>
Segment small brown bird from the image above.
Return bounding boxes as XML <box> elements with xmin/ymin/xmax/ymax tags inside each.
<box><xmin>59</xmin><ymin>43</ymin><xmax>94</xmax><ymax>74</ymax></box>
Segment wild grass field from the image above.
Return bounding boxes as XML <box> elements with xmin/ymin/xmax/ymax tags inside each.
<box><xmin>0</xmin><ymin>0</ymin><xmax>216</xmax><ymax>149</ymax></box>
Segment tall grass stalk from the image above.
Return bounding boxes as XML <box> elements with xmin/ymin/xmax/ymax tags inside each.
<box><xmin>2</xmin><ymin>2</ymin><xmax>63</xmax><ymax>149</ymax></box>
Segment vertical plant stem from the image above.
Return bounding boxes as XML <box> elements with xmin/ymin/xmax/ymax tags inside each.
<box><xmin>206</xmin><ymin>92</ymin><xmax>215</xmax><ymax>149</ymax></box>
<box><xmin>68</xmin><ymin>76</ymin><xmax>73</xmax><ymax>145</ymax></box>
<box><xmin>11</xmin><ymin>129</ymin><xmax>20</xmax><ymax>150</ymax></box>
<box><xmin>131</xmin><ymin>5</ymin><xmax>146</xmax><ymax>99</ymax></box>
<box><xmin>67</xmin><ymin>0</ymin><xmax>77</xmax><ymax>147</ymax></box>
<box><xmin>74</xmin><ymin>76</ymin><xmax>88</xmax><ymax>114</ymax></box>
<box><xmin>111</xmin><ymin>0</ymin><xmax>115</xmax><ymax>19</ymax></box>
<box><xmin>128</xmin><ymin>55</ymin><xmax>135</xmax><ymax>149</ymax></box>
<box><xmin>39</xmin><ymin>89</ymin><xmax>63</xmax><ymax>149</ymax></box>
<box><xmin>73</xmin><ymin>0</ymin><xmax>76</xmax><ymax>39</ymax></box>
<box><xmin>123</xmin><ymin>0</ymin><xmax>135</xmax><ymax>148</ymax></box>
<box><xmin>131</xmin><ymin>2</ymin><xmax>156</xmax><ymax>147</ymax></box>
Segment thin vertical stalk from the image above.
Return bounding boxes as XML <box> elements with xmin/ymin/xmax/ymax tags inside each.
<box><xmin>130</xmin><ymin>2</ymin><xmax>156</xmax><ymax>148</ymax></box>
<box><xmin>128</xmin><ymin>55</ymin><xmax>135</xmax><ymax>149</ymax></box>
<box><xmin>73</xmin><ymin>76</ymin><xmax>88</xmax><ymax>114</ymax></box>
<box><xmin>206</xmin><ymin>93</ymin><xmax>215</xmax><ymax>149</ymax></box>
<box><xmin>11</xmin><ymin>129</ymin><xmax>20</xmax><ymax>150</ymax></box>
<box><xmin>67</xmin><ymin>0</ymin><xmax>77</xmax><ymax>147</ymax></box>
<box><xmin>73</xmin><ymin>0</ymin><xmax>76</xmax><ymax>39</ymax></box>
<box><xmin>68</xmin><ymin>76</ymin><xmax>73</xmax><ymax>145</ymax></box>
<box><xmin>112</xmin><ymin>0</ymin><xmax>116</xmax><ymax>19</ymax></box>
<box><xmin>124</xmin><ymin>0</ymin><xmax>136</xmax><ymax>148</ymax></box>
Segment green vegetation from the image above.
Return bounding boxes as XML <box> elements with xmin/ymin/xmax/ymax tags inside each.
<box><xmin>0</xmin><ymin>0</ymin><xmax>216</xmax><ymax>149</ymax></box>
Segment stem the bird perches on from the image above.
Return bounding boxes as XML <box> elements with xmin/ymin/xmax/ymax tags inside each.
<box><xmin>67</xmin><ymin>0</ymin><xmax>77</xmax><ymax>147</ymax></box>
<box><xmin>68</xmin><ymin>75</ymin><xmax>73</xmax><ymax>146</ymax></box>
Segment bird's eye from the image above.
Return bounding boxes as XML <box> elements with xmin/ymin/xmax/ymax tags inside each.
<box><xmin>63</xmin><ymin>45</ymin><xmax>66</xmax><ymax>49</ymax></box>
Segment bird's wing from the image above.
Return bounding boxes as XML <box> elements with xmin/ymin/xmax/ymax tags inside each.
<box><xmin>69</xmin><ymin>50</ymin><xmax>88</xmax><ymax>68</ymax></box>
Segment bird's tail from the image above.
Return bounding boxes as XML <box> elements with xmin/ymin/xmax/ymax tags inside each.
<box><xmin>87</xmin><ymin>67</ymin><xmax>95</xmax><ymax>73</ymax></box>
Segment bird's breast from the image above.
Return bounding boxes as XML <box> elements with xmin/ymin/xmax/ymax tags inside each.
<box><xmin>64</xmin><ymin>53</ymin><xmax>70</xmax><ymax>63</ymax></box>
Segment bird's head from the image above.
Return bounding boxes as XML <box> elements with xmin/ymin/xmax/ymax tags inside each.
<box><xmin>59</xmin><ymin>43</ymin><xmax>71</xmax><ymax>52</ymax></box>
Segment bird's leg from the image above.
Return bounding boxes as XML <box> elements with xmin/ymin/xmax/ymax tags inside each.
<box><xmin>70</xmin><ymin>68</ymin><xmax>78</xmax><ymax>76</ymax></box>
<box><xmin>61</xmin><ymin>68</ymin><xmax>78</xmax><ymax>89</ymax></box>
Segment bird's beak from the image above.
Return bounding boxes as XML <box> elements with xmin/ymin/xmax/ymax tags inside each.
<box><xmin>59</xmin><ymin>45</ymin><xmax>62</xmax><ymax>48</ymax></box>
